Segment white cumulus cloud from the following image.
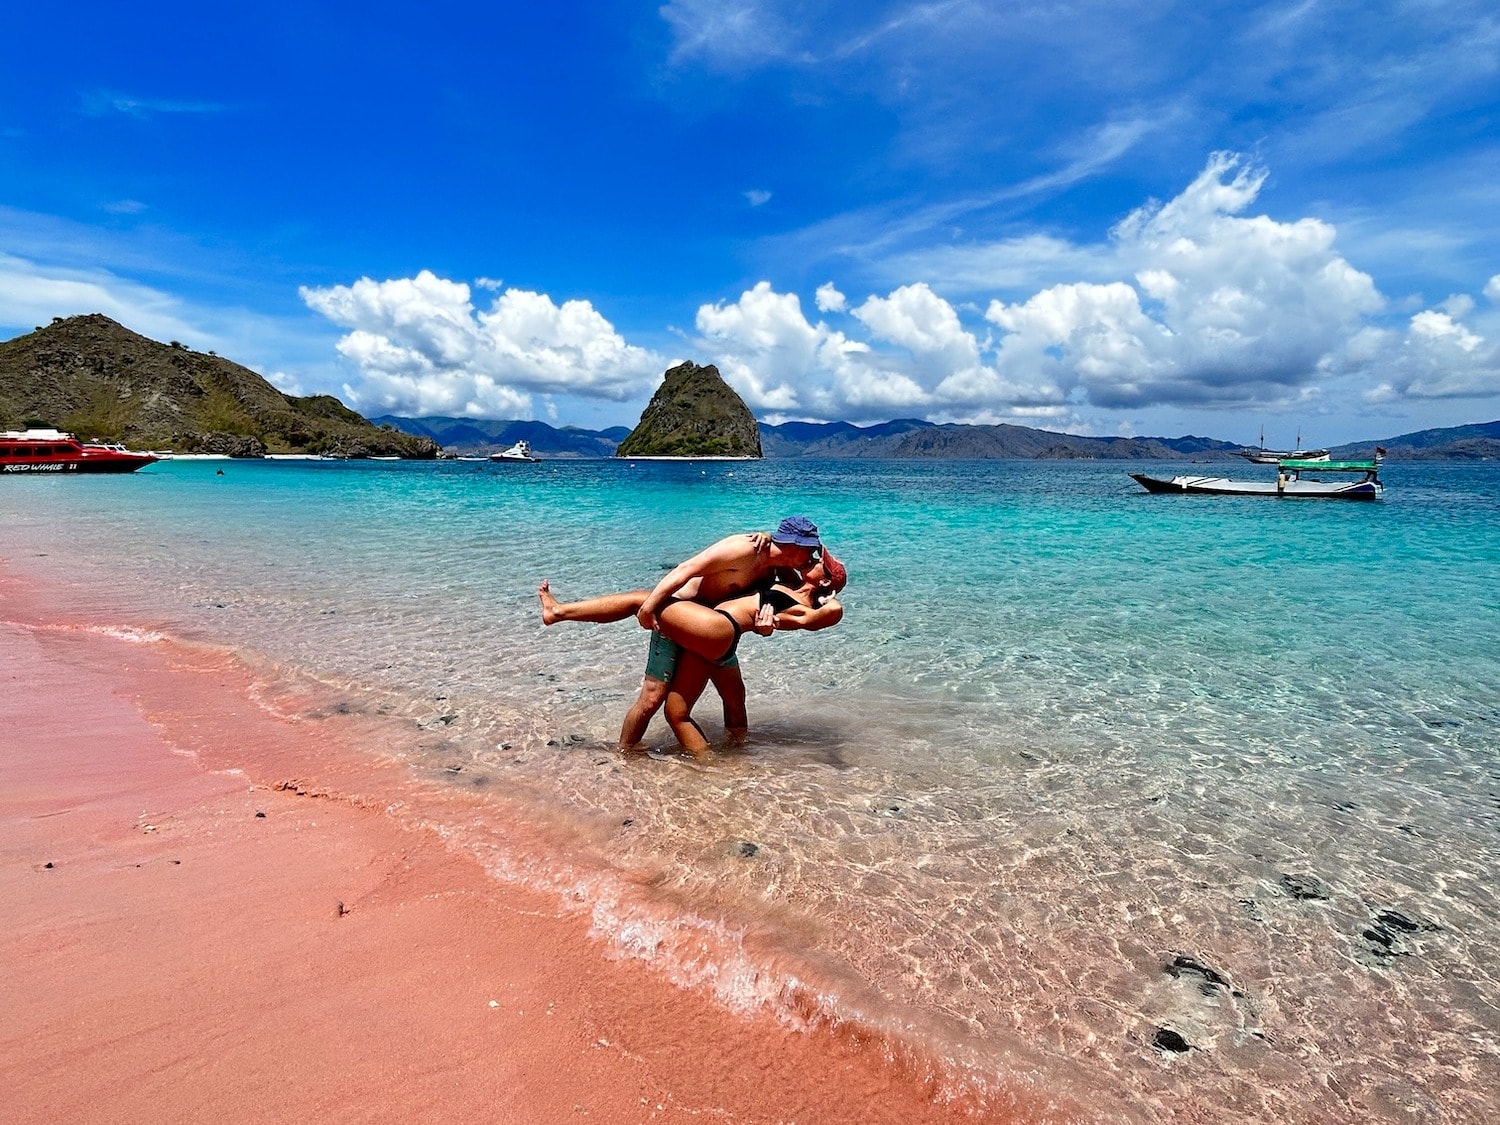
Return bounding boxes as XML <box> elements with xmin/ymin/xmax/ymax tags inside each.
<box><xmin>287</xmin><ymin>156</ymin><xmax>1497</xmax><ymax>428</ymax></box>
<box><xmin>815</xmin><ymin>283</ymin><xmax>846</xmax><ymax>313</ymax></box>
<box><xmin>682</xmin><ymin>153</ymin><xmax>1500</xmax><ymax>424</ymax></box>
<box><xmin>981</xmin><ymin>153</ymin><xmax>1388</xmax><ymax>410</ymax></box>
<box><xmin>300</xmin><ymin>270</ymin><xmax>664</xmax><ymax>417</ymax></box>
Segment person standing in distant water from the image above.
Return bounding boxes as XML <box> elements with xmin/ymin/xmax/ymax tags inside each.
<box><xmin>538</xmin><ymin>516</ymin><xmax>825</xmax><ymax>749</ymax></box>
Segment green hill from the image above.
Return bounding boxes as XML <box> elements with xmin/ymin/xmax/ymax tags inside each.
<box><xmin>615</xmin><ymin>361</ymin><xmax>762</xmax><ymax>458</ymax></box>
<box><xmin>0</xmin><ymin>314</ymin><xmax>439</xmax><ymax>458</ymax></box>
<box><xmin>1331</xmin><ymin>420</ymin><xmax>1500</xmax><ymax>460</ymax></box>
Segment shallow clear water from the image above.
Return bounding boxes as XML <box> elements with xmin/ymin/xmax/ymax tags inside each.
<box><xmin>5</xmin><ymin>456</ymin><xmax>1498</xmax><ymax>1121</ymax></box>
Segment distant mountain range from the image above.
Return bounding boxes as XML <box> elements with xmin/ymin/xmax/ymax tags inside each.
<box><xmin>5</xmin><ymin>314</ymin><xmax>1493</xmax><ymax>462</ymax></box>
<box><xmin>371</xmin><ymin>414</ymin><xmax>629</xmax><ymax>458</ymax></box>
<box><xmin>378</xmin><ymin>414</ymin><xmax>1500</xmax><ymax>461</ymax></box>
<box><xmin>1329</xmin><ymin>421</ymin><xmax>1500</xmax><ymax>460</ymax></box>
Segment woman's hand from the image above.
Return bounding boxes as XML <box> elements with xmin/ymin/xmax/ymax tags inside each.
<box><xmin>748</xmin><ymin>531</ymin><xmax>772</xmax><ymax>553</ymax></box>
<box><xmin>752</xmin><ymin>603</ymin><xmax>776</xmax><ymax>635</ymax></box>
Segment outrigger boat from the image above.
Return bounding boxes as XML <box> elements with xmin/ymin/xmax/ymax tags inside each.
<box><xmin>489</xmin><ymin>439</ymin><xmax>538</xmax><ymax>463</ymax></box>
<box><xmin>1131</xmin><ymin>452</ymin><xmax>1385</xmax><ymax>501</ymax></box>
<box><xmin>1</xmin><ymin>428</ymin><xmax>159</xmax><ymax>474</ymax></box>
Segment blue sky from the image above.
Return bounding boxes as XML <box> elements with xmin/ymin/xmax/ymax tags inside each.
<box><xmin>2</xmin><ymin>0</ymin><xmax>1497</xmax><ymax>445</ymax></box>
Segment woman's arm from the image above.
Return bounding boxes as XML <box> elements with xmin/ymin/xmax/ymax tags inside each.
<box><xmin>774</xmin><ymin>598</ymin><xmax>843</xmax><ymax>632</ymax></box>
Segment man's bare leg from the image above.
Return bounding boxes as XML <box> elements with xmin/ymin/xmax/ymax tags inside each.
<box><xmin>618</xmin><ymin>676</ymin><xmax>669</xmax><ymax>750</ymax></box>
<box><xmin>538</xmin><ymin>581</ymin><xmax>648</xmax><ymax>626</ymax></box>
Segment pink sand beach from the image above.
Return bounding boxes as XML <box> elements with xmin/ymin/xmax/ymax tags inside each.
<box><xmin>2</xmin><ymin>567</ymin><xmax>1057</xmax><ymax>1124</ymax></box>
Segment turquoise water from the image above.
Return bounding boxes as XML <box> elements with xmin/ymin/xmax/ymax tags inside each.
<box><xmin>4</xmin><ymin>456</ymin><xmax>1498</xmax><ymax>1122</ymax></box>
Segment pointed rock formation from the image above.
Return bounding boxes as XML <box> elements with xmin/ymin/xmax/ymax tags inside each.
<box><xmin>615</xmin><ymin>361</ymin><xmax>762</xmax><ymax>458</ymax></box>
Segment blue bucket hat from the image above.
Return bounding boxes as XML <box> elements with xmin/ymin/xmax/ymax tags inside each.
<box><xmin>771</xmin><ymin>515</ymin><xmax>821</xmax><ymax>548</ymax></box>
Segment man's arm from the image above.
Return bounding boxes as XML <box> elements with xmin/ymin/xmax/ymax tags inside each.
<box><xmin>636</xmin><ymin>534</ymin><xmax>764</xmax><ymax>629</ymax></box>
<box><xmin>773</xmin><ymin>598</ymin><xmax>843</xmax><ymax>632</ymax></box>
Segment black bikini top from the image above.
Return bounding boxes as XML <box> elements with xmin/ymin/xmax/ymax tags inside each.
<box><xmin>758</xmin><ymin>585</ymin><xmax>801</xmax><ymax>614</ymax></box>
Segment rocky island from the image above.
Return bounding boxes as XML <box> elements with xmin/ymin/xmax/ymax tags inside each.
<box><xmin>614</xmin><ymin>361</ymin><xmax>762</xmax><ymax>458</ymax></box>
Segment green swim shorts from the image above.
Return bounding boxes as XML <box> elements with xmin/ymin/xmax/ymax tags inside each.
<box><xmin>644</xmin><ymin>629</ymin><xmax>737</xmax><ymax>682</ymax></box>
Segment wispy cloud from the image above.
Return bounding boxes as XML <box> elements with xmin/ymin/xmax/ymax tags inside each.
<box><xmin>0</xmin><ymin>208</ymin><xmax>348</xmax><ymax>395</ymax></box>
<box><xmin>661</xmin><ymin>0</ymin><xmax>803</xmax><ymax>68</ymax></box>
<box><xmin>745</xmin><ymin>112</ymin><xmax>1164</xmax><ymax>291</ymax></box>
<box><xmin>0</xmin><ymin>251</ymin><xmax>208</xmax><ymax>345</ymax></box>
<box><xmin>79</xmin><ymin>91</ymin><xmax>227</xmax><ymax>118</ymax></box>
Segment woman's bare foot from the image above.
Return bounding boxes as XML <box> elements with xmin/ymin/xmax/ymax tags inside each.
<box><xmin>538</xmin><ymin>580</ymin><xmax>562</xmax><ymax>625</ymax></box>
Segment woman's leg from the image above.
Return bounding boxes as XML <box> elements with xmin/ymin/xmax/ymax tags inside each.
<box><xmin>664</xmin><ymin>653</ymin><xmax>714</xmax><ymax>755</ymax></box>
<box><xmin>538</xmin><ymin>581</ymin><xmax>649</xmax><ymax>625</ymax></box>
<box><xmin>657</xmin><ymin>600</ymin><xmax>737</xmax><ymax>662</ymax></box>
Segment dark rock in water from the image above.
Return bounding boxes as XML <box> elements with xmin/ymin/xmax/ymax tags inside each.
<box><xmin>738</xmin><ymin>841</ymin><xmax>760</xmax><ymax>858</ymax></box>
<box><xmin>1419</xmin><ymin>713</ymin><xmax>1463</xmax><ymax>728</ymax></box>
<box><xmin>255</xmin><ymin>810</ymin><xmax>266</xmax><ymax>818</ymax></box>
<box><xmin>1360</xmin><ymin>924</ymin><xmax>1407</xmax><ymax>958</ymax></box>
<box><xmin>615</xmin><ymin>361</ymin><xmax>762</xmax><ymax>458</ymax></box>
<box><xmin>1280</xmin><ymin>873</ymin><xmax>1332</xmax><ymax>900</ymax></box>
<box><xmin>1166</xmin><ymin>954</ymin><xmax>1231</xmax><ymax>995</ymax></box>
<box><xmin>1356</xmin><ymin>908</ymin><xmax>1439</xmax><ymax>964</ymax></box>
<box><xmin>1153</xmin><ymin>1027</ymin><xmax>1192</xmax><ymax>1053</ymax></box>
<box><xmin>1375</xmin><ymin>909</ymin><xmax>1421</xmax><ymax>933</ymax></box>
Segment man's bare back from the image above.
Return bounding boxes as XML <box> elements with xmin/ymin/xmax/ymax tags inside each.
<box><xmin>636</xmin><ymin>528</ymin><xmax>819</xmax><ymax>630</ymax></box>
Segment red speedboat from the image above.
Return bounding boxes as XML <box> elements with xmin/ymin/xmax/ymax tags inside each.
<box><xmin>1</xmin><ymin>429</ymin><xmax>160</xmax><ymax>474</ymax></box>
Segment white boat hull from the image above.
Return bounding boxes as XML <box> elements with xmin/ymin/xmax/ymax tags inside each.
<box><xmin>1131</xmin><ymin>473</ymin><xmax>1383</xmax><ymax>500</ymax></box>
<box><xmin>489</xmin><ymin>439</ymin><xmax>538</xmax><ymax>462</ymax></box>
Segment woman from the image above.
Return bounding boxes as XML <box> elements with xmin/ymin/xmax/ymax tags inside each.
<box><xmin>539</xmin><ymin>555</ymin><xmax>846</xmax><ymax>754</ymax></box>
<box><xmin>661</xmin><ymin>563</ymin><xmax>845</xmax><ymax>754</ymax></box>
<box><xmin>538</xmin><ymin>570</ymin><xmax>830</xmax><ymax>666</ymax></box>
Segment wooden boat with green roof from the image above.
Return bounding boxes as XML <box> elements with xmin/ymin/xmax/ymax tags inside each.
<box><xmin>1131</xmin><ymin>452</ymin><xmax>1385</xmax><ymax>501</ymax></box>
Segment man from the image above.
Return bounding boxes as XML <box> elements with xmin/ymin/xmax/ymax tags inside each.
<box><xmin>539</xmin><ymin>516</ymin><xmax>825</xmax><ymax>749</ymax></box>
<box><xmin>661</xmin><ymin>550</ymin><xmax>847</xmax><ymax>754</ymax></box>
<box><xmin>632</xmin><ymin>514</ymin><xmax>822</xmax><ymax>632</ymax></box>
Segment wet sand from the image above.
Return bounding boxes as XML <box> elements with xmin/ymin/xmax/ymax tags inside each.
<box><xmin>1</xmin><ymin>570</ymin><xmax>1045</xmax><ymax>1124</ymax></box>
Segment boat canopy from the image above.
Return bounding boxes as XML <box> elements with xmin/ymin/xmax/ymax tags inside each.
<box><xmin>1278</xmin><ymin>458</ymin><xmax>1379</xmax><ymax>472</ymax></box>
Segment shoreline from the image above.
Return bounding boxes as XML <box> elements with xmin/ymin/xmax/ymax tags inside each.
<box><xmin>1</xmin><ymin>568</ymin><xmax>1057</xmax><ymax>1124</ymax></box>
